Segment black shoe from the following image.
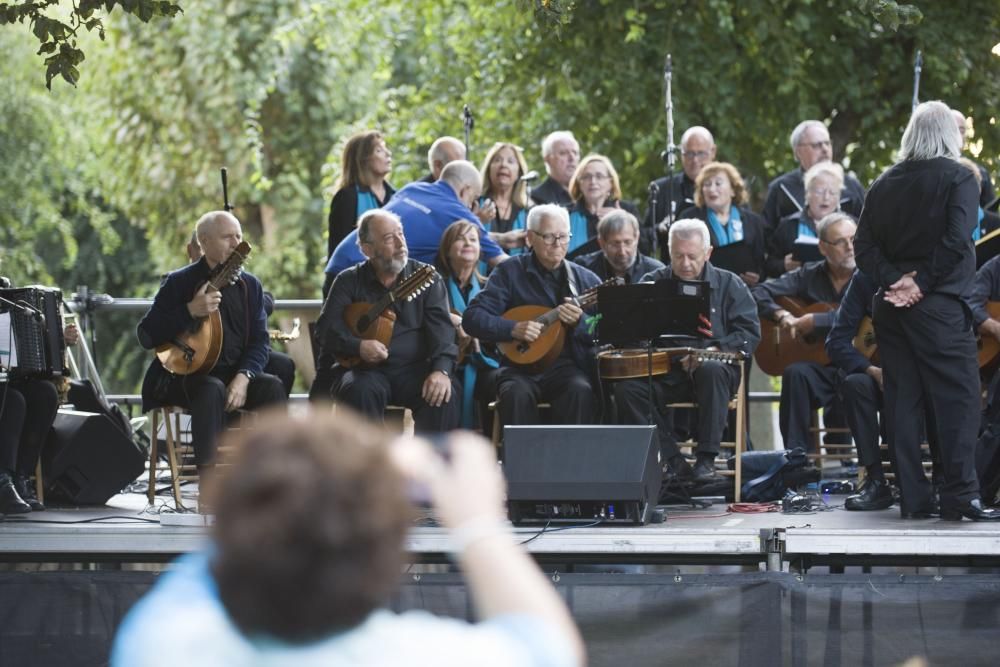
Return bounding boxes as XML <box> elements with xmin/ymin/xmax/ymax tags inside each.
<box><xmin>691</xmin><ymin>458</ymin><xmax>721</xmax><ymax>483</ymax></box>
<box><xmin>845</xmin><ymin>478</ymin><xmax>894</xmax><ymax>511</ymax></box>
<box><xmin>662</xmin><ymin>456</ymin><xmax>692</xmax><ymax>485</ymax></box>
<box><xmin>14</xmin><ymin>475</ymin><xmax>44</xmax><ymax>512</ymax></box>
<box><xmin>940</xmin><ymin>498</ymin><xmax>1000</xmax><ymax>522</ymax></box>
<box><xmin>0</xmin><ymin>473</ymin><xmax>31</xmax><ymax>514</ymax></box>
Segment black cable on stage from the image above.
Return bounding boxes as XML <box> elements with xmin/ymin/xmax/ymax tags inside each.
<box><xmin>4</xmin><ymin>515</ymin><xmax>161</xmax><ymax>524</ymax></box>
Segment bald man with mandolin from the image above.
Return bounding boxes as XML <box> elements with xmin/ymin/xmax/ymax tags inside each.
<box><xmin>137</xmin><ymin>211</ymin><xmax>287</xmax><ymax>478</ymax></box>
<box><xmin>313</xmin><ymin>209</ymin><xmax>460</xmax><ymax>432</ymax></box>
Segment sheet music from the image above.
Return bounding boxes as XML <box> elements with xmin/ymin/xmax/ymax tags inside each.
<box><xmin>0</xmin><ymin>312</ymin><xmax>16</xmax><ymax>370</ymax></box>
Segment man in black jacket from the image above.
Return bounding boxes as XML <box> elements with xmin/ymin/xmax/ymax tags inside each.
<box><xmin>614</xmin><ymin>219</ymin><xmax>760</xmax><ymax>482</ymax></box>
<box><xmin>314</xmin><ymin>210</ymin><xmax>459</xmax><ymax>431</ymax></box>
<box><xmin>137</xmin><ymin>211</ymin><xmax>286</xmax><ymax>473</ymax></box>
<box><xmin>530</xmin><ymin>131</ymin><xmax>579</xmax><ymax>207</ymax></box>
<box><xmin>575</xmin><ymin>210</ymin><xmax>665</xmax><ymax>283</ymax></box>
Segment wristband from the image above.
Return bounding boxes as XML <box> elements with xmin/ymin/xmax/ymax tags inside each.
<box><xmin>448</xmin><ymin>516</ymin><xmax>509</xmax><ymax>554</ymax></box>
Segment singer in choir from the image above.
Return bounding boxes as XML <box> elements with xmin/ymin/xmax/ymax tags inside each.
<box><xmin>477</xmin><ymin>142</ymin><xmax>531</xmax><ymax>255</ymax></box>
<box><xmin>566</xmin><ymin>154</ymin><xmax>640</xmax><ymax>259</ymax></box>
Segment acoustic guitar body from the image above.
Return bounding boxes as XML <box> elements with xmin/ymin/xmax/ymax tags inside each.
<box><xmin>337</xmin><ymin>302</ymin><xmax>397</xmax><ymax>369</ymax></box>
<box><xmin>977</xmin><ymin>302</ymin><xmax>1000</xmax><ymax>373</ymax></box>
<box><xmin>754</xmin><ymin>296</ymin><xmax>835</xmax><ymax>377</ymax></box>
<box><xmin>156</xmin><ymin>310</ymin><xmax>223</xmax><ymax>375</ymax></box>
<box><xmin>853</xmin><ymin>315</ymin><xmax>878</xmax><ymax>363</ymax></box>
<box><xmin>598</xmin><ymin>348</ymin><xmax>671</xmax><ymax>380</ymax></box>
<box><xmin>497</xmin><ymin>305</ymin><xmax>566</xmax><ymax>374</ymax></box>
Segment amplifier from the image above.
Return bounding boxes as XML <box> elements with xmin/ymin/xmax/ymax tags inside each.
<box><xmin>503</xmin><ymin>425</ymin><xmax>661</xmax><ymax>525</ymax></box>
<box><xmin>0</xmin><ymin>286</ymin><xmax>66</xmax><ymax>378</ymax></box>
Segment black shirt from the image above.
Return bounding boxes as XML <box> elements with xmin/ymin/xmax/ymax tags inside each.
<box><xmin>214</xmin><ymin>278</ymin><xmax>249</xmax><ymax>378</ymax></box>
<box><xmin>762</xmin><ymin>167</ymin><xmax>865</xmax><ymax>232</ymax></box>
<box><xmin>751</xmin><ymin>261</ymin><xmax>852</xmax><ymax>337</ymax></box>
<box><xmin>316</xmin><ymin>259</ymin><xmax>457</xmax><ymax>374</ymax></box>
<box><xmin>530</xmin><ymin>177</ymin><xmax>573</xmax><ymax>207</ymax></box>
<box><xmin>642</xmin><ymin>172</ymin><xmax>697</xmax><ymax>228</ymax></box>
<box><xmin>574</xmin><ymin>250</ymin><xmax>665</xmax><ymax>284</ymax></box>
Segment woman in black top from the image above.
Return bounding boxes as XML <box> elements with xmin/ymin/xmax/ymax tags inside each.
<box><xmin>477</xmin><ymin>142</ymin><xmax>530</xmax><ymax>256</ymax></box>
<box><xmin>855</xmin><ymin>100</ymin><xmax>998</xmax><ymax>521</ymax></box>
<box><xmin>326</xmin><ymin>130</ymin><xmax>395</xmax><ymax>260</ymax></box>
<box><xmin>678</xmin><ymin>161</ymin><xmax>766</xmax><ymax>286</ymax></box>
<box><xmin>565</xmin><ymin>154</ymin><xmax>640</xmax><ymax>260</ymax></box>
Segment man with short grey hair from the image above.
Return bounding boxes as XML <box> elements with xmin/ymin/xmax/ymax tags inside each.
<box><xmin>644</xmin><ymin>126</ymin><xmax>717</xmax><ymax>230</ymax></box>
<box><xmin>421</xmin><ymin>136</ymin><xmax>466</xmax><ymax>183</ymax></box>
<box><xmin>761</xmin><ymin>120</ymin><xmax>866</xmax><ymax>232</ymax></box>
<box><xmin>531</xmin><ymin>131</ymin><xmax>580</xmax><ymax>207</ymax></box>
<box><xmin>575</xmin><ymin>210</ymin><xmax>664</xmax><ymax>283</ymax></box>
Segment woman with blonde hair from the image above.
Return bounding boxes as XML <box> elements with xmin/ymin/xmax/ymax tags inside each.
<box><xmin>566</xmin><ymin>154</ymin><xmax>640</xmax><ymax>257</ymax></box>
<box><xmin>478</xmin><ymin>142</ymin><xmax>530</xmax><ymax>255</ymax></box>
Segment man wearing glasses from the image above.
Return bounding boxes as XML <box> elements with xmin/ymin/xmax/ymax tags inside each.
<box><xmin>751</xmin><ymin>213</ymin><xmax>858</xmax><ymax>458</ymax></box>
<box><xmin>463</xmin><ymin>204</ymin><xmax>602</xmax><ymax>430</ymax></box>
<box><xmin>762</xmin><ymin>120</ymin><xmax>866</xmax><ymax>233</ymax></box>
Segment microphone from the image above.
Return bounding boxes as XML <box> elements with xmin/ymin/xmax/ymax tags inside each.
<box><xmin>462</xmin><ymin>105</ymin><xmax>474</xmax><ymax>130</ymax></box>
<box><xmin>519</xmin><ymin>170</ymin><xmax>539</xmax><ymax>183</ymax></box>
<box><xmin>14</xmin><ymin>300</ymin><xmax>44</xmax><ymax>327</ymax></box>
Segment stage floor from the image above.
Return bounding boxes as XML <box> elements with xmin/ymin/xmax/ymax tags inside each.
<box><xmin>2</xmin><ymin>487</ymin><xmax>999</xmax><ymax>570</ymax></box>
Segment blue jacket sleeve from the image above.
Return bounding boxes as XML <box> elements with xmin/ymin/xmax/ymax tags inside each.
<box><xmin>463</xmin><ymin>263</ymin><xmax>518</xmax><ymax>343</ymax></box>
<box><xmin>136</xmin><ymin>273</ymin><xmax>197</xmax><ymax>350</ymax></box>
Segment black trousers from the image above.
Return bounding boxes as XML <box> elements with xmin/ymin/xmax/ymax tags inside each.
<box><xmin>875</xmin><ymin>293</ymin><xmax>980</xmax><ymax>513</ymax></box>
<box><xmin>779</xmin><ymin>362</ymin><xmax>850</xmax><ymax>452</ymax></box>
<box><xmin>837</xmin><ymin>371</ymin><xmax>882</xmax><ymax>468</ymax></box>
<box><xmin>496</xmin><ymin>358</ymin><xmax>596</xmax><ymax>428</ymax></box>
<box><xmin>264</xmin><ymin>350</ymin><xmax>295</xmax><ymax>397</ymax></box>
<box><xmin>158</xmin><ymin>372</ymin><xmax>287</xmax><ymax>465</ymax></box>
<box><xmin>615</xmin><ymin>361</ymin><xmax>740</xmax><ymax>460</ymax></box>
<box><xmin>333</xmin><ymin>364</ymin><xmax>460</xmax><ymax>433</ymax></box>
<box><xmin>0</xmin><ymin>378</ymin><xmax>59</xmax><ymax>476</ymax></box>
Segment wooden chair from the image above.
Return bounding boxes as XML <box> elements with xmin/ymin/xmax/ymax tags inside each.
<box><xmin>808</xmin><ymin>410</ymin><xmax>855</xmax><ymax>472</ymax></box>
<box><xmin>488</xmin><ymin>400</ymin><xmax>552</xmax><ymax>449</ymax></box>
<box><xmin>666</xmin><ymin>365</ymin><xmax>748</xmax><ymax>501</ymax></box>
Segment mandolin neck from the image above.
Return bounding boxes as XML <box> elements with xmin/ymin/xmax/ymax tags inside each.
<box><xmin>534</xmin><ymin>291</ymin><xmax>598</xmax><ymax>327</ymax></box>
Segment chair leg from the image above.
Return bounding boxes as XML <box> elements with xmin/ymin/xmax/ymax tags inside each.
<box><xmin>163</xmin><ymin>410</ymin><xmax>187</xmax><ymax>511</ymax></box>
<box><xmin>148</xmin><ymin>409</ymin><xmax>159</xmax><ymax>506</ymax></box>
<box><xmin>491</xmin><ymin>403</ymin><xmax>502</xmax><ymax>451</ymax></box>
<box><xmin>34</xmin><ymin>459</ymin><xmax>44</xmax><ymax>505</ymax></box>
<box><xmin>734</xmin><ymin>370</ymin><xmax>746</xmax><ymax>503</ymax></box>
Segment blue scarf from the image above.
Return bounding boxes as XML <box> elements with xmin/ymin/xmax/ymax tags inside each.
<box><xmin>797</xmin><ymin>217</ymin><xmax>818</xmax><ymax>241</ymax></box>
<box><xmin>447</xmin><ymin>276</ymin><xmax>499</xmax><ymax>429</ymax></box>
<box><xmin>355</xmin><ymin>186</ymin><xmax>380</xmax><ymax>218</ymax></box>
<box><xmin>568</xmin><ymin>210</ymin><xmax>590</xmax><ymax>254</ymax></box>
<box><xmin>706</xmin><ymin>207</ymin><xmax>744</xmax><ymax>247</ymax></box>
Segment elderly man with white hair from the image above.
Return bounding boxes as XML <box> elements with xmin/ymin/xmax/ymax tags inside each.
<box><xmin>420</xmin><ymin>135</ymin><xmax>467</xmax><ymax>183</ymax></box>
<box><xmin>614</xmin><ymin>219</ymin><xmax>760</xmax><ymax>484</ymax></box>
<box><xmin>137</xmin><ymin>211</ymin><xmax>287</xmax><ymax>482</ymax></box>
<box><xmin>463</xmin><ymin>204</ymin><xmax>602</xmax><ymax>429</ymax></box>
<box><xmin>530</xmin><ymin>131</ymin><xmax>580</xmax><ymax>207</ymax></box>
<box><xmin>761</xmin><ymin>120</ymin><xmax>866</xmax><ymax>232</ymax></box>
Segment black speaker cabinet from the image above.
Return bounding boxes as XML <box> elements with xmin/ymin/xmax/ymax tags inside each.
<box><xmin>503</xmin><ymin>425</ymin><xmax>660</xmax><ymax>525</ymax></box>
<box><xmin>42</xmin><ymin>409</ymin><xmax>146</xmax><ymax>505</ymax></box>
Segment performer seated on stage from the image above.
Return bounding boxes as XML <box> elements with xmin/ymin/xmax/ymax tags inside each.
<box><xmin>435</xmin><ymin>220</ymin><xmax>500</xmax><ymax>432</ymax></box>
<box><xmin>137</xmin><ymin>211</ymin><xmax>287</xmax><ymax>476</ymax></box>
<box><xmin>752</xmin><ymin>212</ymin><xmax>858</xmax><ymax>457</ymax></box>
<box><xmin>463</xmin><ymin>204</ymin><xmax>602</xmax><ymax>430</ymax></box>
<box><xmin>824</xmin><ymin>270</ymin><xmax>894</xmax><ymax>510</ymax></box>
<box><xmin>766</xmin><ymin>161</ymin><xmax>847</xmax><ymax>278</ymax></box>
<box><xmin>313</xmin><ymin>210</ymin><xmax>459</xmax><ymax>432</ymax></box>
<box><xmin>185</xmin><ymin>231</ymin><xmax>295</xmax><ymax>397</ymax></box>
<box><xmin>565</xmin><ymin>154</ymin><xmax>641</xmax><ymax>257</ymax></box>
<box><xmin>574</xmin><ymin>210</ymin><xmax>665</xmax><ymax>283</ymax></box>
<box><xmin>0</xmin><ymin>292</ymin><xmax>79</xmax><ymax>513</ymax></box>
<box><xmin>614</xmin><ymin>219</ymin><xmax>760</xmax><ymax>483</ymax></box>
<box><xmin>111</xmin><ymin>410</ymin><xmax>584</xmax><ymax>667</ymax></box>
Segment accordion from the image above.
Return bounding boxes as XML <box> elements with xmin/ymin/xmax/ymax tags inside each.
<box><xmin>0</xmin><ymin>286</ymin><xmax>68</xmax><ymax>379</ymax></box>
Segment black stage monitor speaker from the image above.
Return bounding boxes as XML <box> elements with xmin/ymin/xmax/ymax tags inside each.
<box><xmin>43</xmin><ymin>409</ymin><xmax>146</xmax><ymax>506</ymax></box>
<box><xmin>503</xmin><ymin>425</ymin><xmax>661</xmax><ymax>525</ymax></box>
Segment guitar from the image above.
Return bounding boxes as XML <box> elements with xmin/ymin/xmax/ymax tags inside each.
<box><xmin>754</xmin><ymin>296</ymin><xmax>836</xmax><ymax>377</ymax></box>
<box><xmin>156</xmin><ymin>241</ymin><xmax>252</xmax><ymax>375</ymax></box>
<box><xmin>598</xmin><ymin>346</ymin><xmax>744</xmax><ymax>380</ymax></box>
<box><xmin>336</xmin><ymin>264</ymin><xmax>437</xmax><ymax>368</ymax></box>
<box><xmin>497</xmin><ymin>277</ymin><xmax>622</xmax><ymax>374</ymax></box>
<box><xmin>977</xmin><ymin>302</ymin><xmax>1000</xmax><ymax>372</ymax></box>
<box><xmin>853</xmin><ymin>315</ymin><xmax>878</xmax><ymax>361</ymax></box>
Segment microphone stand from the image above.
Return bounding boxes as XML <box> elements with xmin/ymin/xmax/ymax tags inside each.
<box><xmin>660</xmin><ymin>54</ymin><xmax>677</xmax><ymax>259</ymax></box>
<box><xmin>911</xmin><ymin>50</ymin><xmax>922</xmax><ymax>112</ymax></box>
<box><xmin>221</xmin><ymin>167</ymin><xmax>233</xmax><ymax>212</ymax></box>
<box><xmin>462</xmin><ymin>105</ymin><xmax>474</xmax><ymax>160</ymax></box>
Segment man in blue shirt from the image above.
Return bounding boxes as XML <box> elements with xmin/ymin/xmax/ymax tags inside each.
<box><xmin>324</xmin><ymin>161</ymin><xmax>507</xmax><ymax>282</ymax></box>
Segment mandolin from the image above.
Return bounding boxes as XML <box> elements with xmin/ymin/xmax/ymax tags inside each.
<box><xmin>754</xmin><ymin>295</ymin><xmax>836</xmax><ymax>377</ymax></box>
<box><xmin>156</xmin><ymin>241</ymin><xmax>252</xmax><ymax>375</ymax></box>
<box><xmin>598</xmin><ymin>346</ymin><xmax>743</xmax><ymax>380</ymax></box>
<box><xmin>336</xmin><ymin>264</ymin><xmax>437</xmax><ymax>368</ymax></box>
<box><xmin>497</xmin><ymin>277</ymin><xmax>622</xmax><ymax>374</ymax></box>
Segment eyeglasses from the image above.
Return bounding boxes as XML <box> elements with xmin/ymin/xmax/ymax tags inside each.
<box><xmin>821</xmin><ymin>236</ymin><xmax>854</xmax><ymax>250</ymax></box>
<box><xmin>799</xmin><ymin>140</ymin><xmax>831</xmax><ymax>150</ymax></box>
<box><xmin>682</xmin><ymin>150</ymin><xmax>712</xmax><ymax>160</ymax></box>
<box><xmin>809</xmin><ymin>187</ymin><xmax>841</xmax><ymax>199</ymax></box>
<box><xmin>579</xmin><ymin>173</ymin><xmax>610</xmax><ymax>182</ymax></box>
<box><xmin>531</xmin><ymin>230</ymin><xmax>573</xmax><ymax>246</ymax></box>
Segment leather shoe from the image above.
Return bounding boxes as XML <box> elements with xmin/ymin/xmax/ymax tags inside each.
<box><xmin>940</xmin><ymin>498</ymin><xmax>1000</xmax><ymax>522</ymax></box>
<box><xmin>691</xmin><ymin>458</ymin><xmax>721</xmax><ymax>483</ymax></box>
<box><xmin>845</xmin><ymin>478</ymin><xmax>894</xmax><ymax>511</ymax></box>
<box><xmin>14</xmin><ymin>475</ymin><xmax>44</xmax><ymax>512</ymax></box>
<box><xmin>0</xmin><ymin>473</ymin><xmax>31</xmax><ymax>514</ymax></box>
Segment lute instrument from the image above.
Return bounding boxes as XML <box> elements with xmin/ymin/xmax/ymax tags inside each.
<box><xmin>754</xmin><ymin>296</ymin><xmax>836</xmax><ymax>377</ymax></box>
<box><xmin>497</xmin><ymin>277</ymin><xmax>622</xmax><ymax>374</ymax></box>
<box><xmin>156</xmin><ymin>240</ymin><xmax>252</xmax><ymax>375</ymax></box>
<box><xmin>336</xmin><ymin>264</ymin><xmax>437</xmax><ymax>368</ymax></box>
<box><xmin>598</xmin><ymin>346</ymin><xmax>744</xmax><ymax>380</ymax></box>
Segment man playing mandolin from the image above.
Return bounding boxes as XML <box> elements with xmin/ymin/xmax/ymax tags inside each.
<box><xmin>138</xmin><ymin>211</ymin><xmax>287</xmax><ymax>477</ymax></box>
<box><xmin>613</xmin><ymin>219</ymin><xmax>760</xmax><ymax>484</ymax></box>
<box><xmin>314</xmin><ymin>210</ymin><xmax>460</xmax><ymax>431</ymax></box>
<box><xmin>751</xmin><ymin>212</ymin><xmax>857</xmax><ymax>458</ymax></box>
<box><xmin>463</xmin><ymin>204</ymin><xmax>602</xmax><ymax>431</ymax></box>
